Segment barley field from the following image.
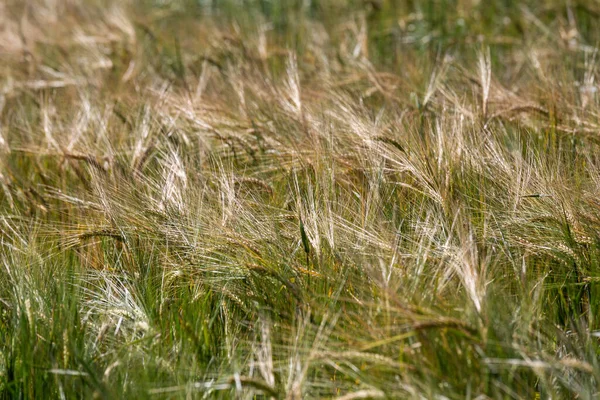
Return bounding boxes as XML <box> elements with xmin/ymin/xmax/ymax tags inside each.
<box><xmin>1</xmin><ymin>0</ymin><xmax>600</xmax><ymax>398</ymax></box>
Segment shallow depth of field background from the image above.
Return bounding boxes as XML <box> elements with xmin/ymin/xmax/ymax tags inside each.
<box><xmin>1</xmin><ymin>0</ymin><xmax>600</xmax><ymax>398</ymax></box>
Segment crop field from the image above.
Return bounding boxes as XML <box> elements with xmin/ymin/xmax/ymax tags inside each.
<box><xmin>1</xmin><ymin>0</ymin><xmax>600</xmax><ymax>398</ymax></box>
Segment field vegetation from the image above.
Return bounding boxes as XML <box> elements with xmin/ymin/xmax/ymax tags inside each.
<box><xmin>1</xmin><ymin>0</ymin><xmax>600</xmax><ymax>398</ymax></box>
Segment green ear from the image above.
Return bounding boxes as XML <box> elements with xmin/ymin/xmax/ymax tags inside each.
<box><xmin>300</xmin><ymin>219</ymin><xmax>310</xmax><ymax>256</ymax></box>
